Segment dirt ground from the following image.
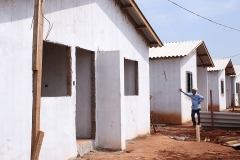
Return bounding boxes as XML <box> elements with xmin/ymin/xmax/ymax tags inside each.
<box><xmin>82</xmin><ymin>120</ymin><xmax>240</xmax><ymax>160</ymax></box>
<box><xmin>225</xmin><ymin>107</ymin><xmax>240</xmax><ymax>113</ymax></box>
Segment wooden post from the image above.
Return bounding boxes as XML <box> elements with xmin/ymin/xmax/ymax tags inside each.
<box><xmin>150</xmin><ymin>111</ymin><xmax>156</xmax><ymax>133</ymax></box>
<box><xmin>32</xmin><ymin>131</ymin><xmax>44</xmax><ymax>160</ymax></box>
<box><xmin>196</xmin><ymin>125</ymin><xmax>200</xmax><ymax>142</ymax></box>
<box><xmin>210</xmin><ymin>90</ymin><xmax>214</xmax><ymax>130</ymax></box>
<box><xmin>232</xmin><ymin>94</ymin><xmax>235</xmax><ymax>111</ymax></box>
<box><xmin>31</xmin><ymin>0</ymin><xmax>45</xmax><ymax>158</ymax></box>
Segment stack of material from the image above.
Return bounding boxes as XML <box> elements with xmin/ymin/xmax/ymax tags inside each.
<box><xmin>200</xmin><ymin>111</ymin><xmax>240</xmax><ymax>130</ymax></box>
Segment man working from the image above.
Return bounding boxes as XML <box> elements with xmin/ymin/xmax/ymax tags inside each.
<box><xmin>179</xmin><ymin>88</ymin><xmax>204</xmax><ymax>126</ymax></box>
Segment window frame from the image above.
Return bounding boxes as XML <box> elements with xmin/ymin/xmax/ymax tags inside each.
<box><xmin>124</xmin><ymin>58</ymin><xmax>139</xmax><ymax>96</ymax></box>
<box><xmin>236</xmin><ymin>83</ymin><xmax>240</xmax><ymax>93</ymax></box>
<box><xmin>186</xmin><ymin>71</ymin><xmax>193</xmax><ymax>93</ymax></box>
<box><xmin>220</xmin><ymin>80</ymin><xmax>224</xmax><ymax>95</ymax></box>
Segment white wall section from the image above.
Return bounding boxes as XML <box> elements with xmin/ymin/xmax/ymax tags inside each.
<box><xmin>0</xmin><ymin>0</ymin><xmax>150</xmax><ymax>159</ymax></box>
<box><xmin>197</xmin><ymin>67</ymin><xmax>208</xmax><ymax>111</ymax></box>
<box><xmin>150</xmin><ymin>58</ymin><xmax>181</xmax><ymax>124</ymax></box>
<box><xmin>226</xmin><ymin>75</ymin><xmax>232</xmax><ymax>108</ymax></box>
<box><xmin>180</xmin><ymin>51</ymin><xmax>197</xmax><ymax>123</ymax></box>
<box><xmin>96</xmin><ymin>51</ymin><xmax>125</xmax><ymax>150</ymax></box>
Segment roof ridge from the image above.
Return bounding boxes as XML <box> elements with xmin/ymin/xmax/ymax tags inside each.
<box><xmin>212</xmin><ymin>58</ymin><xmax>230</xmax><ymax>60</ymax></box>
<box><xmin>164</xmin><ymin>40</ymin><xmax>202</xmax><ymax>44</ymax></box>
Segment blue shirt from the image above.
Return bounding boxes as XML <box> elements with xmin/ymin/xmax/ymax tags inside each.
<box><xmin>183</xmin><ymin>92</ymin><xmax>204</xmax><ymax>110</ymax></box>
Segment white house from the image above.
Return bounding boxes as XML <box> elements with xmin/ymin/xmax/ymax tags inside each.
<box><xmin>207</xmin><ymin>59</ymin><xmax>235</xmax><ymax>111</ymax></box>
<box><xmin>231</xmin><ymin>65</ymin><xmax>240</xmax><ymax>106</ymax></box>
<box><xmin>149</xmin><ymin>40</ymin><xmax>214</xmax><ymax>124</ymax></box>
<box><xmin>0</xmin><ymin>0</ymin><xmax>163</xmax><ymax>159</ymax></box>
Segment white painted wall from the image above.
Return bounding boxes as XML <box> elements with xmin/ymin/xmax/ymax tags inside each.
<box><xmin>208</xmin><ymin>71</ymin><xmax>220</xmax><ymax>111</ymax></box>
<box><xmin>0</xmin><ymin>0</ymin><xmax>150</xmax><ymax>159</ymax></box>
<box><xmin>40</xmin><ymin>97</ymin><xmax>77</xmax><ymax>160</ymax></box>
<box><xmin>208</xmin><ymin>70</ymin><xmax>226</xmax><ymax>111</ymax></box>
<box><xmin>150</xmin><ymin>58</ymin><xmax>181</xmax><ymax>124</ymax></box>
<box><xmin>96</xmin><ymin>51</ymin><xmax>125</xmax><ymax>150</ymax></box>
<box><xmin>197</xmin><ymin>67</ymin><xmax>208</xmax><ymax>111</ymax></box>
<box><xmin>0</xmin><ymin>0</ymin><xmax>34</xmax><ymax>159</ymax></box>
<box><xmin>180</xmin><ymin>51</ymin><xmax>197</xmax><ymax>123</ymax></box>
<box><xmin>125</xmin><ymin>55</ymin><xmax>150</xmax><ymax>140</ymax></box>
<box><xmin>226</xmin><ymin>75</ymin><xmax>232</xmax><ymax>108</ymax></box>
<box><xmin>232</xmin><ymin>75</ymin><xmax>240</xmax><ymax>106</ymax></box>
<box><xmin>76</xmin><ymin>48</ymin><xmax>92</xmax><ymax>139</ymax></box>
<box><xmin>149</xmin><ymin>51</ymin><xmax>199</xmax><ymax>124</ymax></box>
<box><xmin>218</xmin><ymin>70</ymin><xmax>226</xmax><ymax>111</ymax></box>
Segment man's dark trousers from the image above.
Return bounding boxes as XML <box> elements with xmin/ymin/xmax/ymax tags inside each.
<box><xmin>191</xmin><ymin>109</ymin><xmax>201</xmax><ymax>126</ymax></box>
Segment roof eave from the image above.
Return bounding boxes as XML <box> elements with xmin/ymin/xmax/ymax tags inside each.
<box><xmin>201</xmin><ymin>41</ymin><xmax>215</xmax><ymax>67</ymax></box>
<box><xmin>188</xmin><ymin>41</ymin><xmax>214</xmax><ymax>67</ymax></box>
<box><xmin>122</xmin><ymin>0</ymin><xmax>163</xmax><ymax>47</ymax></box>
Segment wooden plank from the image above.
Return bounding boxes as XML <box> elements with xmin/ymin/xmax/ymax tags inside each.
<box><xmin>66</xmin><ymin>47</ymin><xmax>72</xmax><ymax>96</ymax></box>
<box><xmin>197</xmin><ymin>64</ymin><xmax>212</xmax><ymax>67</ymax></box>
<box><xmin>232</xmin><ymin>94</ymin><xmax>235</xmax><ymax>111</ymax></box>
<box><xmin>135</xmin><ymin>25</ymin><xmax>147</xmax><ymax>29</ymax></box>
<box><xmin>197</xmin><ymin>53</ymin><xmax>205</xmax><ymax>67</ymax></box>
<box><xmin>196</xmin><ymin>125</ymin><xmax>200</xmax><ymax>142</ymax></box>
<box><xmin>32</xmin><ymin>0</ymin><xmax>45</xmax><ymax>70</ymax></box>
<box><xmin>31</xmin><ymin>0</ymin><xmax>45</xmax><ymax>157</ymax></box>
<box><xmin>210</xmin><ymin>90</ymin><xmax>214</xmax><ymax>130</ymax></box>
<box><xmin>32</xmin><ymin>131</ymin><xmax>45</xmax><ymax>160</ymax></box>
<box><xmin>128</xmin><ymin>0</ymin><xmax>163</xmax><ymax>46</ymax></box>
<box><xmin>148</xmin><ymin>42</ymin><xmax>159</xmax><ymax>47</ymax></box>
<box><xmin>197</xmin><ymin>53</ymin><xmax>208</xmax><ymax>56</ymax></box>
<box><xmin>121</xmin><ymin>4</ymin><xmax>133</xmax><ymax>9</ymax></box>
<box><xmin>150</xmin><ymin>111</ymin><xmax>156</xmax><ymax>133</ymax></box>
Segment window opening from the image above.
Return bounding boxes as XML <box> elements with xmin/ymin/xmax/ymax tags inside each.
<box><xmin>236</xmin><ymin>83</ymin><xmax>240</xmax><ymax>93</ymax></box>
<box><xmin>41</xmin><ymin>41</ymin><xmax>71</xmax><ymax>97</ymax></box>
<box><xmin>186</xmin><ymin>72</ymin><xmax>192</xmax><ymax>93</ymax></box>
<box><xmin>221</xmin><ymin>80</ymin><xmax>224</xmax><ymax>94</ymax></box>
<box><xmin>124</xmin><ymin>58</ymin><xmax>138</xmax><ymax>95</ymax></box>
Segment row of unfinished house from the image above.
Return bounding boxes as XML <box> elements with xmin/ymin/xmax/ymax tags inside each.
<box><xmin>1</xmin><ymin>0</ymin><xmax>240</xmax><ymax>160</ymax></box>
<box><xmin>150</xmin><ymin>41</ymin><xmax>240</xmax><ymax>124</ymax></box>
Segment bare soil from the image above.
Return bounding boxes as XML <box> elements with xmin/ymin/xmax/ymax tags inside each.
<box><xmin>225</xmin><ymin>107</ymin><xmax>240</xmax><ymax>113</ymax></box>
<box><xmin>82</xmin><ymin>121</ymin><xmax>240</xmax><ymax>160</ymax></box>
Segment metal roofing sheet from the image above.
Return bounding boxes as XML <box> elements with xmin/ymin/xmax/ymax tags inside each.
<box><xmin>233</xmin><ymin>65</ymin><xmax>240</xmax><ymax>76</ymax></box>
<box><xmin>207</xmin><ymin>59</ymin><xmax>230</xmax><ymax>71</ymax></box>
<box><xmin>207</xmin><ymin>58</ymin><xmax>236</xmax><ymax>75</ymax></box>
<box><xmin>149</xmin><ymin>40</ymin><xmax>214</xmax><ymax>67</ymax></box>
<box><xmin>149</xmin><ymin>40</ymin><xmax>203</xmax><ymax>58</ymax></box>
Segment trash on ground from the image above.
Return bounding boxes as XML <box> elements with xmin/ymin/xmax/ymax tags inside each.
<box><xmin>170</xmin><ymin>134</ymin><xmax>190</xmax><ymax>141</ymax></box>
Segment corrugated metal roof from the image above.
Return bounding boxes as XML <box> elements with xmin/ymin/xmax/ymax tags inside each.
<box><xmin>207</xmin><ymin>59</ymin><xmax>230</xmax><ymax>71</ymax></box>
<box><xmin>233</xmin><ymin>65</ymin><xmax>240</xmax><ymax>76</ymax></box>
<box><xmin>207</xmin><ymin>58</ymin><xmax>236</xmax><ymax>75</ymax></box>
<box><xmin>119</xmin><ymin>0</ymin><xmax>163</xmax><ymax>47</ymax></box>
<box><xmin>149</xmin><ymin>40</ymin><xmax>202</xmax><ymax>58</ymax></box>
<box><xmin>149</xmin><ymin>40</ymin><xmax>214</xmax><ymax>67</ymax></box>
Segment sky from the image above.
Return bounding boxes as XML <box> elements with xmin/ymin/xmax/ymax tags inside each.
<box><xmin>135</xmin><ymin>0</ymin><xmax>240</xmax><ymax>65</ymax></box>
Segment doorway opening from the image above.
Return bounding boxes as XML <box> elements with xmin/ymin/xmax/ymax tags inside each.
<box><xmin>75</xmin><ymin>47</ymin><xmax>96</xmax><ymax>141</ymax></box>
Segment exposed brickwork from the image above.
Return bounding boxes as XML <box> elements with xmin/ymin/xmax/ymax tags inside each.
<box><xmin>66</xmin><ymin>47</ymin><xmax>72</xmax><ymax>96</ymax></box>
<box><xmin>135</xmin><ymin>61</ymin><xmax>139</xmax><ymax>95</ymax></box>
<box><xmin>91</xmin><ymin>52</ymin><xmax>96</xmax><ymax>139</ymax></box>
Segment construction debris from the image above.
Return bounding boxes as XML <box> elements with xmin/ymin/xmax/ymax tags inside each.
<box><xmin>204</xmin><ymin>138</ymin><xmax>211</xmax><ymax>142</ymax></box>
<box><xmin>225</xmin><ymin>140</ymin><xmax>240</xmax><ymax>147</ymax></box>
<box><xmin>170</xmin><ymin>134</ymin><xmax>190</xmax><ymax>141</ymax></box>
